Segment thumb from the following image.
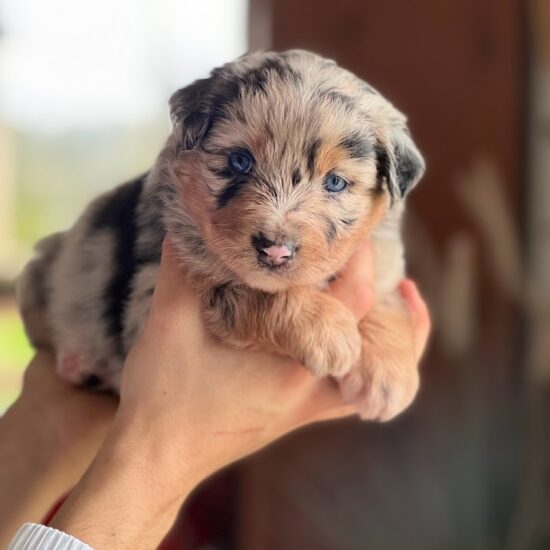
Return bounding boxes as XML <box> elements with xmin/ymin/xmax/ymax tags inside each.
<box><xmin>148</xmin><ymin>235</ymin><xmax>203</xmax><ymax>331</ymax></box>
<box><xmin>328</xmin><ymin>240</ymin><xmax>375</xmax><ymax>320</ymax></box>
<box><xmin>153</xmin><ymin>236</ymin><xmax>191</xmax><ymax>305</ymax></box>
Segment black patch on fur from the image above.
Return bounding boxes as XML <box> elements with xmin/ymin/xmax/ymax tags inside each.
<box><xmin>174</xmin><ymin>57</ymin><xmax>302</xmax><ymax>149</ymax></box>
<box><xmin>212</xmin><ymin>167</ymin><xmax>235</xmax><ymax>180</ymax></box>
<box><xmin>340</xmin><ymin>133</ymin><xmax>371</xmax><ymax>159</ymax></box>
<box><xmin>306</xmin><ymin>139</ymin><xmax>321</xmax><ymax>176</ymax></box>
<box><xmin>291</xmin><ymin>167</ymin><xmax>302</xmax><ymax>186</ymax></box>
<box><xmin>204</xmin><ymin>85</ymin><xmax>242</xmax><ymax>138</ymax></box>
<box><xmin>263</xmin><ymin>57</ymin><xmax>302</xmax><ymax>82</ymax></box>
<box><xmin>208</xmin><ymin>284</ymin><xmax>235</xmax><ymax>329</ymax></box>
<box><xmin>82</xmin><ymin>374</ymin><xmax>102</xmax><ymax>388</ymax></box>
<box><xmin>91</xmin><ymin>176</ymin><xmax>145</xmax><ymax>356</ymax></box>
<box><xmin>208</xmin><ymin>284</ymin><xmax>226</xmax><ymax>307</ymax></box>
<box><xmin>241</xmin><ymin>71</ymin><xmax>268</xmax><ymax>96</ymax></box>
<box><xmin>340</xmin><ymin>217</ymin><xmax>356</xmax><ymax>226</ymax></box>
<box><xmin>135</xmin><ymin>248</ymin><xmax>162</xmax><ymax>267</ymax></box>
<box><xmin>183</xmin><ymin>71</ymin><xmax>243</xmax><ymax>146</ymax></box>
<box><xmin>375</xmin><ymin>140</ymin><xmax>392</xmax><ymax>195</ymax></box>
<box><xmin>395</xmin><ymin>149</ymin><xmax>421</xmax><ymax>197</ymax></box>
<box><xmin>215</xmin><ymin>162</ymin><xmax>278</xmax><ymax>205</ymax></box>
<box><xmin>217</xmin><ymin>180</ymin><xmax>243</xmax><ymax>208</ymax></box>
<box><xmin>211</xmin><ymin>83</ymin><xmax>241</xmax><ymax>116</ymax></box>
<box><xmin>241</xmin><ymin>57</ymin><xmax>302</xmax><ymax>95</ymax></box>
<box><xmin>321</xmin><ymin>89</ymin><xmax>358</xmax><ymax>113</ymax></box>
<box><xmin>252</xmin><ymin>233</ymin><xmax>272</xmax><ymax>251</ymax></box>
<box><xmin>217</xmin><ymin>172</ymin><xmax>252</xmax><ymax>208</ymax></box>
<box><xmin>212</xmin><ymin>164</ymin><xmax>254</xmax><ymax>206</ymax></box>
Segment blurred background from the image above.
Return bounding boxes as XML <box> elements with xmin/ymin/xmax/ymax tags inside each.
<box><xmin>0</xmin><ymin>0</ymin><xmax>547</xmax><ymax>548</ymax></box>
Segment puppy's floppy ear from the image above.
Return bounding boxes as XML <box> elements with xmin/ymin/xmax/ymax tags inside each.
<box><xmin>377</xmin><ymin>122</ymin><xmax>425</xmax><ymax>199</ymax></box>
<box><xmin>169</xmin><ymin>77</ymin><xmax>213</xmax><ymax>150</ymax></box>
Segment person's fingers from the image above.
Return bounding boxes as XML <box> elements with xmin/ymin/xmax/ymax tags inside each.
<box><xmin>328</xmin><ymin>240</ymin><xmax>375</xmax><ymax>320</ymax></box>
<box><xmin>301</xmin><ymin>280</ymin><xmax>431</xmax><ymax>427</ymax></box>
<box><xmin>153</xmin><ymin>236</ymin><xmax>187</xmax><ymax>299</ymax></box>
<box><xmin>146</xmin><ymin>235</ymin><xmax>204</xmax><ymax>336</ymax></box>
<box><xmin>399</xmin><ymin>279</ymin><xmax>431</xmax><ymax>361</ymax></box>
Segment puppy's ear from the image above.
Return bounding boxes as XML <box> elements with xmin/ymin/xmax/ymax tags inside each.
<box><xmin>169</xmin><ymin>77</ymin><xmax>212</xmax><ymax>150</ymax></box>
<box><xmin>376</xmin><ymin>123</ymin><xmax>425</xmax><ymax>199</ymax></box>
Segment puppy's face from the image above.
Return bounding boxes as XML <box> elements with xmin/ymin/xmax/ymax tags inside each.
<box><xmin>168</xmin><ymin>51</ymin><xmax>424</xmax><ymax>291</ymax></box>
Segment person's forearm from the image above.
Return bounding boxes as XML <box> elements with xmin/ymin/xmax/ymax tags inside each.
<box><xmin>0</xmin><ymin>400</ymin><xmax>60</xmax><ymax>545</ymax></box>
<box><xmin>0</xmin><ymin>353</ymin><xmax>117</xmax><ymax>547</ymax></box>
<box><xmin>0</xmin><ymin>392</ymin><xmax>87</xmax><ymax>546</ymax></box>
<box><xmin>50</xmin><ymin>416</ymin><xmax>205</xmax><ymax>550</ymax></box>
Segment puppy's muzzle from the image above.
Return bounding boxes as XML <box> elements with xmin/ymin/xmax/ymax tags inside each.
<box><xmin>252</xmin><ymin>234</ymin><xmax>296</xmax><ymax>268</ymax></box>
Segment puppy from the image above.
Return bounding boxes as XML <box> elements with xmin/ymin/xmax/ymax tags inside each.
<box><xmin>16</xmin><ymin>50</ymin><xmax>425</xmax><ymax>421</ymax></box>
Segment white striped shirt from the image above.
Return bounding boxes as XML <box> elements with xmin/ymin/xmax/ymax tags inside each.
<box><xmin>9</xmin><ymin>523</ymin><xmax>92</xmax><ymax>550</ymax></box>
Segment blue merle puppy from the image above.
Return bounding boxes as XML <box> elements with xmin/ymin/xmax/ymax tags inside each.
<box><xmin>16</xmin><ymin>50</ymin><xmax>425</xmax><ymax>421</ymax></box>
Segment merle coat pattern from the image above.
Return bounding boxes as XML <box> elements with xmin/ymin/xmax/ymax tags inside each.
<box><xmin>17</xmin><ymin>50</ymin><xmax>425</xmax><ymax>420</ymax></box>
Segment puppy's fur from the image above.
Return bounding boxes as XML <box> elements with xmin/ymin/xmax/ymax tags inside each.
<box><xmin>16</xmin><ymin>50</ymin><xmax>425</xmax><ymax>420</ymax></box>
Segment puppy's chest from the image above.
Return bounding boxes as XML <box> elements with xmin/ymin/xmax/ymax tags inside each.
<box><xmin>372</xmin><ymin>237</ymin><xmax>405</xmax><ymax>297</ymax></box>
<box><xmin>371</xmin><ymin>204</ymin><xmax>407</xmax><ymax>297</ymax></box>
<box><xmin>315</xmin><ymin>239</ymin><xmax>404</xmax><ymax>298</ymax></box>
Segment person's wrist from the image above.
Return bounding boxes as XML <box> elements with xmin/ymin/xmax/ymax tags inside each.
<box><xmin>50</xmin><ymin>411</ymin><xmax>205</xmax><ymax>549</ymax></box>
<box><xmin>110</xmin><ymin>406</ymin><xmax>217</xmax><ymax>493</ymax></box>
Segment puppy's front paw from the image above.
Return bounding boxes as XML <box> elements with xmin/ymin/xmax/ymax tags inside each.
<box><xmin>339</xmin><ymin>307</ymin><xmax>420</xmax><ymax>421</ymax></box>
<box><xmin>296</xmin><ymin>302</ymin><xmax>362</xmax><ymax>378</ymax></box>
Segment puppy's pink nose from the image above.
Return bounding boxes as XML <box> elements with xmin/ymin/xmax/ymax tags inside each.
<box><xmin>253</xmin><ymin>234</ymin><xmax>296</xmax><ymax>267</ymax></box>
<box><xmin>262</xmin><ymin>245</ymin><xmax>293</xmax><ymax>264</ymax></box>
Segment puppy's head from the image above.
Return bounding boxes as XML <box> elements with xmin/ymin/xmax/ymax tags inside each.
<box><xmin>166</xmin><ymin>50</ymin><xmax>424</xmax><ymax>291</ymax></box>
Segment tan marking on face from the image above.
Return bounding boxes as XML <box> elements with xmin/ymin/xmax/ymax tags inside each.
<box><xmin>315</xmin><ymin>141</ymin><xmax>349</xmax><ymax>177</ymax></box>
<box><xmin>172</xmin><ymin>153</ymin><xmax>216</xmax><ymax>240</ymax></box>
<box><xmin>162</xmin><ymin>50</ymin><xmax>408</xmax><ymax>292</ymax></box>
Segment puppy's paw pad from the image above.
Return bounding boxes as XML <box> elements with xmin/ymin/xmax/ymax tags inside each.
<box><xmin>57</xmin><ymin>352</ymin><xmax>85</xmax><ymax>384</ymax></box>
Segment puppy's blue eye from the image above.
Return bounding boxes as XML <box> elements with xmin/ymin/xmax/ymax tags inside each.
<box><xmin>325</xmin><ymin>174</ymin><xmax>348</xmax><ymax>193</ymax></box>
<box><xmin>229</xmin><ymin>150</ymin><xmax>253</xmax><ymax>174</ymax></box>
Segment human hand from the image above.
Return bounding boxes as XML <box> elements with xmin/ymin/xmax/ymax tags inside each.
<box><xmin>0</xmin><ymin>352</ymin><xmax>117</xmax><ymax>547</ymax></box>
<box><xmin>117</xmin><ymin>238</ymin><xmax>430</xmax><ymax>474</ymax></box>
<box><xmin>115</xmin><ymin>238</ymin><xmax>374</xmax><ymax>478</ymax></box>
<box><xmin>51</xmin><ymin>237</ymin><xmax>430</xmax><ymax>549</ymax></box>
<box><xmin>18</xmin><ymin>351</ymin><xmax>118</xmax><ymax>453</ymax></box>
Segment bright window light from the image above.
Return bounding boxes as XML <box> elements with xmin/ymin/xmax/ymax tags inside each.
<box><xmin>0</xmin><ymin>0</ymin><xmax>248</xmax><ymax>132</ymax></box>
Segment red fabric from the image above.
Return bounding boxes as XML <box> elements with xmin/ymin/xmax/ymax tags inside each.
<box><xmin>159</xmin><ymin>469</ymin><xmax>236</xmax><ymax>550</ymax></box>
<box><xmin>43</xmin><ymin>495</ymin><xmax>67</xmax><ymax>525</ymax></box>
